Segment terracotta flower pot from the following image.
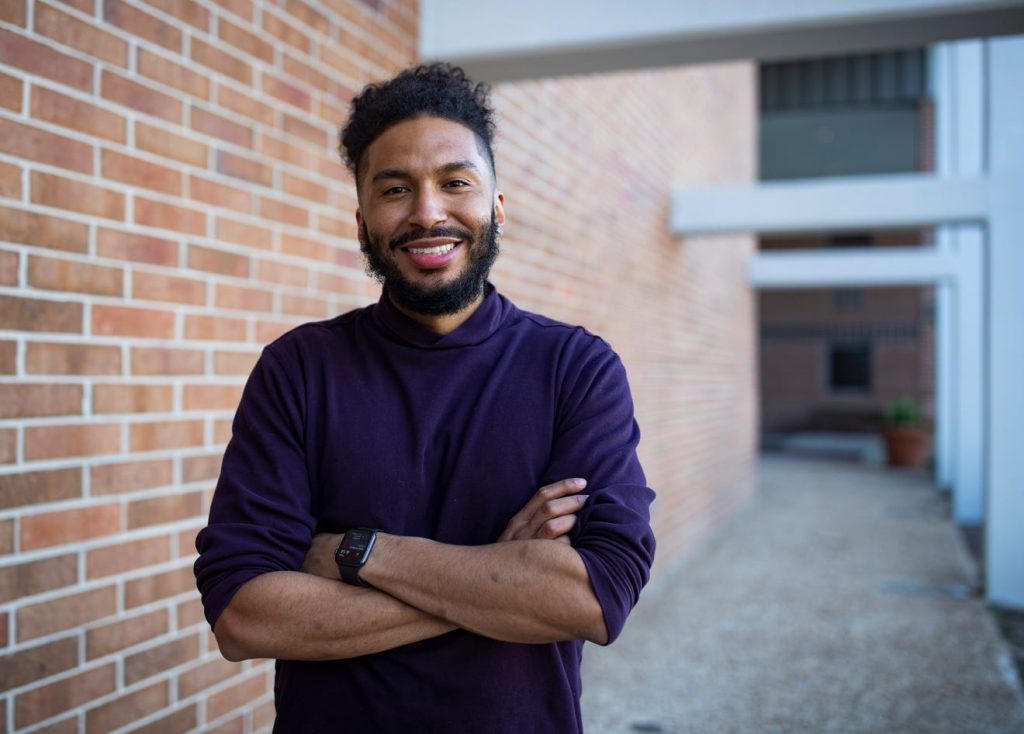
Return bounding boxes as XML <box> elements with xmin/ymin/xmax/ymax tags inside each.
<box><xmin>882</xmin><ymin>426</ymin><xmax>930</xmax><ymax>468</ymax></box>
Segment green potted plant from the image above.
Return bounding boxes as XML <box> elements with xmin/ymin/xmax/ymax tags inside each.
<box><xmin>882</xmin><ymin>397</ymin><xmax>931</xmax><ymax>468</ymax></box>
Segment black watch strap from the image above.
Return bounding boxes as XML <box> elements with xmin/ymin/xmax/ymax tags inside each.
<box><xmin>335</xmin><ymin>528</ymin><xmax>377</xmax><ymax>587</ymax></box>
<box><xmin>339</xmin><ymin>562</ymin><xmax>370</xmax><ymax>587</ymax></box>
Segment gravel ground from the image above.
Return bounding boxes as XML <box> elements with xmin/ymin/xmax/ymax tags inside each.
<box><xmin>581</xmin><ymin>456</ymin><xmax>1024</xmax><ymax>734</ymax></box>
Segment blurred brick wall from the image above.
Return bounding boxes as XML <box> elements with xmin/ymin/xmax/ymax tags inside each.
<box><xmin>0</xmin><ymin>0</ymin><xmax>757</xmax><ymax>730</ymax></box>
<box><xmin>489</xmin><ymin>66</ymin><xmax>758</xmax><ymax>571</ymax></box>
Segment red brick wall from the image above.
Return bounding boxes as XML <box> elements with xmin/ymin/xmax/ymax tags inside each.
<box><xmin>0</xmin><ymin>1</ymin><xmax>416</xmax><ymax>731</ymax></box>
<box><xmin>0</xmin><ymin>2</ymin><xmax>757</xmax><ymax>729</ymax></box>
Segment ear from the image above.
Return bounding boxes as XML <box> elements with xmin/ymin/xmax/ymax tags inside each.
<box><xmin>493</xmin><ymin>191</ymin><xmax>505</xmax><ymax>228</ymax></box>
<box><xmin>355</xmin><ymin>208</ymin><xmax>363</xmax><ymax>229</ymax></box>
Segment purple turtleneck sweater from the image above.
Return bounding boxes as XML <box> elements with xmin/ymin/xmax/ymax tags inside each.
<box><xmin>194</xmin><ymin>284</ymin><xmax>656</xmax><ymax>733</ymax></box>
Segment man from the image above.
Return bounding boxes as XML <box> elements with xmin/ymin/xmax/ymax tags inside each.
<box><xmin>194</xmin><ymin>63</ymin><xmax>655</xmax><ymax>733</ymax></box>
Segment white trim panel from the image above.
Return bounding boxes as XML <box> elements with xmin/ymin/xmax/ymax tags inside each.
<box><xmin>750</xmin><ymin>247</ymin><xmax>958</xmax><ymax>288</ymax></box>
<box><xmin>672</xmin><ymin>174</ymin><xmax>989</xmax><ymax>235</ymax></box>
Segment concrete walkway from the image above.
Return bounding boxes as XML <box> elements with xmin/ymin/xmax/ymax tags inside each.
<box><xmin>581</xmin><ymin>456</ymin><xmax>1024</xmax><ymax>734</ymax></box>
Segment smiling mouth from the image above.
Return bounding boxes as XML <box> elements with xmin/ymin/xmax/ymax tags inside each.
<box><xmin>406</xmin><ymin>242</ymin><xmax>457</xmax><ymax>255</ymax></box>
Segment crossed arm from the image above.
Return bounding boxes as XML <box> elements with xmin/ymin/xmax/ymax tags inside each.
<box><xmin>213</xmin><ymin>478</ymin><xmax>607</xmax><ymax>662</ymax></box>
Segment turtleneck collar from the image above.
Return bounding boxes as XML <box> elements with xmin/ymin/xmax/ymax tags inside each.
<box><xmin>371</xmin><ymin>282</ymin><xmax>512</xmax><ymax>349</ymax></box>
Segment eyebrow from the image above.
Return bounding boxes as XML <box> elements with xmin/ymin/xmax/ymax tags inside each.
<box><xmin>370</xmin><ymin>160</ymin><xmax>482</xmax><ymax>184</ymax></box>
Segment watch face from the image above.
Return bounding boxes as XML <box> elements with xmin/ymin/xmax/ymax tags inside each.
<box><xmin>336</xmin><ymin>529</ymin><xmax>375</xmax><ymax>566</ymax></box>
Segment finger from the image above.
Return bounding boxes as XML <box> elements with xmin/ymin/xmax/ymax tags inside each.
<box><xmin>517</xmin><ymin>478</ymin><xmax>587</xmax><ymax>523</ymax></box>
<box><xmin>520</xmin><ymin>494</ymin><xmax>588</xmax><ymax>539</ymax></box>
<box><xmin>536</xmin><ymin>513</ymin><xmax>577</xmax><ymax>540</ymax></box>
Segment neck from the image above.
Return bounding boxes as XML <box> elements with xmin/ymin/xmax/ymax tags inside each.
<box><xmin>388</xmin><ymin>291</ymin><xmax>485</xmax><ymax>335</ymax></box>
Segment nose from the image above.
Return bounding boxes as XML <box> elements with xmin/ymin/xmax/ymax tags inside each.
<box><xmin>407</xmin><ymin>186</ymin><xmax>446</xmax><ymax>230</ymax></box>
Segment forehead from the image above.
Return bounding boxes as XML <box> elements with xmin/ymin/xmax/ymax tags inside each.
<box><xmin>361</xmin><ymin>117</ymin><xmax>489</xmax><ymax>179</ymax></box>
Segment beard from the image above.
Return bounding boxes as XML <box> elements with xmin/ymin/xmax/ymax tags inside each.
<box><xmin>358</xmin><ymin>211</ymin><xmax>500</xmax><ymax>316</ymax></box>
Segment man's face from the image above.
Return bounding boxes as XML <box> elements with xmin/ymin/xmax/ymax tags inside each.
<box><xmin>355</xmin><ymin>116</ymin><xmax>505</xmax><ymax>316</ymax></box>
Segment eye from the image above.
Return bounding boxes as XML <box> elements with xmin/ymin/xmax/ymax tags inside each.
<box><xmin>444</xmin><ymin>179</ymin><xmax>471</xmax><ymax>189</ymax></box>
<box><xmin>382</xmin><ymin>185</ymin><xmax>409</xmax><ymax>196</ymax></box>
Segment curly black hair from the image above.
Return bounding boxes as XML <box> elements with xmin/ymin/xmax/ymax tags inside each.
<box><xmin>340</xmin><ymin>63</ymin><xmax>496</xmax><ymax>185</ymax></box>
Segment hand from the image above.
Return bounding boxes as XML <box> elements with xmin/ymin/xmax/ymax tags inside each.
<box><xmin>498</xmin><ymin>478</ymin><xmax>588</xmax><ymax>544</ymax></box>
<box><xmin>301</xmin><ymin>532</ymin><xmax>344</xmax><ymax>580</ymax></box>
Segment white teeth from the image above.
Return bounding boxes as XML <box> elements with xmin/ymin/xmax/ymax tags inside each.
<box><xmin>407</xmin><ymin>243</ymin><xmax>455</xmax><ymax>255</ymax></box>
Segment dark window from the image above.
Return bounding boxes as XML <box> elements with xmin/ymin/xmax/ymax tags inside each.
<box><xmin>830</xmin><ymin>342</ymin><xmax>871</xmax><ymax>391</ymax></box>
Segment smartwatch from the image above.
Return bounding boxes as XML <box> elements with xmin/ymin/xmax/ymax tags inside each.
<box><xmin>335</xmin><ymin>528</ymin><xmax>378</xmax><ymax>587</ymax></box>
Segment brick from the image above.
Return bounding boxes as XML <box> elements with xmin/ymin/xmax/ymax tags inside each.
<box><xmin>34</xmin><ymin>2</ymin><xmax>129</xmax><ymax>66</ymax></box>
<box><xmin>132</xmin><ymin>270</ymin><xmax>206</xmax><ymax>305</ymax></box>
<box><xmin>218</xmin><ymin>17</ymin><xmax>273</xmax><ymax>63</ymax></box>
<box><xmin>0</xmin><ymin>74</ymin><xmax>20</xmax><ymax>115</ymax></box>
<box><xmin>318</xmin><ymin>43</ymin><xmax>362</xmax><ymax>87</ymax></box>
<box><xmin>215</xmin><ymin>150</ymin><xmax>273</xmax><ymax>186</ymax></box>
<box><xmin>103</xmin><ymin>0</ymin><xmax>181</xmax><ymax>51</ymax></box>
<box><xmin>178</xmin><ymin>656</ymin><xmax>239</xmax><ymax>698</ymax></box>
<box><xmin>87</xmin><ymin>609</ymin><xmax>168</xmax><ymax>659</ymax></box>
<box><xmin>127</xmin><ymin>704</ymin><xmax>197</xmax><ymax>734</ymax></box>
<box><xmin>261</xmin><ymin>72</ymin><xmax>311</xmax><ymax>111</ymax></box>
<box><xmin>285</xmin><ymin>0</ymin><xmax>329</xmax><ymax>34</ymax></box>
<box><xmin>213</xmin><ymin>350</ymin><xmax>259</xmax><ymax>376</ymax></box>
<box><xmin>92</xmin><ymin>304</ymin><xmax>175</xmax><ymax>338</ymax></box>
<box><xmin>136</xmin><ymin>121</ymin><xmax>208</xmax><ymax>167</ymax></box>
<box><xmin>184</xmin><ymin>314</ymin><xmax>248</xmax><ymax>342</ymax></box>
<box><xmin>124</xmin><ymin>634</ymin><xmax>199</xmax><ymax>685</ymax></box>
<box><xmin>206</xmin><ymin>716</ymin><xmax>244</xmax><ymax>734</ymax></box>
<box><xmin>88</xmin><ymin>535</ymin><xmax>171</xmax><ymax>579</ymax></box>
<box><xmin>261</xmin><ymin>130</ymin><xmax>318</xmax><ymax>169</ymax></box>
<box><xmin>24</xmin><ymin>422</ymin><xmax>120</xmax><ymax>461</ymax></box>
<box><xmin>138</xmin><ymin>47</ymin><xmax>209</xmax><ymax>99</ymax></box>
<box><xmin>125</xmin><ymin>565</ymin><xmax>194</xmax><ymax>607</ymax></box>
<box><xmin>55</xmin><ymin>0</ymin><xmax>97</xmax><ymax>13</ymax></box>
<box><xmin>183</xmin><ymin>384</ymin><xmax>242</xmax><ymax>411</ymax></box>
<box><xmin>20</xmin><ymin>503</ymin><xmax>120</xmax><ymax>550</ymax></box>
<box><xmin>0</xmin><ymin>207</ymin><xmax>89</xmax><ymax>253</ymax></box>
<box><xmin>262</xmin><ymin>10</ymin><xmax>310</xmax><ymax>53</ymax></box>
<box><xmin>130</xmin><ymin>420</ymin><xmax>204</xmax><ymax>452</ymax></box>
<box><xmin>0</xmin><ymin>117</ymin><xmax>93</xmax><ymax>174</ymax></box>
<box><xmin>132</xmin><ymin>347</ymin><xmax>204</xmax><ymax>375</ymax></box>
<box><xmin>25</xmin><ymin>711</ymin><xmax>78</xmax><ymax>734</ymax></box>
<box><xmin>18</xmin><ymin>586</ymin><xmax>117</xmax><ymax>642</ymax></box>
<box><xmin>31</xmin><ymin>86</ymin><xmax>126</xmax><ymax>143</ymax></box>
<box><xmin>283</xmin><ymin>172</ymin><xmax>329</xmax><ymax>204</ymax></box>
<box><xmin>91</xmin><ymin>458</ymin><xmax>173</xmax><ymax>494</ymax></box>
<box><xmin>254</xmin><ymin>699</ymin><xmax>276</xmax><ymax>730</ymax></box>
<box><xmin>0</xmin><ymin>517</ymin><xmax>12</xmax><ymax>552</ymax></box>
<box><xmin>188</xmin><ymin>175</ymin><xmax>253</xmax><ymax>215</ymax></box>
<box><xmin>97</xmin><ymin>227</ymin><xmax>178</xmax><ymax>267</ymax></box>
<box><xmin>31</xmin><ymin>171</ymin><xmax>124</xmax><ymax>220</ymax></box>
<box><xmin>102</xmin><ymin>70</ymin><xmax>182</xmax><ymax>123</ymax></box>
<box><xmin>0</xmin><ymin>340</ymin><xmax>15</xmax><ymax>373</ymax></box>
<box><xmin>215</xmin><ymin>283</ymin><xmax>273</xmax><ymax>312</ymax></box>
<box><xmin>0</xmin><ymin>247</ymin><xmax>18</xmax><ymax>284</ymax></box>
<box><xmin>256</xmin><ymin>257</ymin><xmax>309</xmax><ymax>288</ymax></box>
<box><xmin>215</xmin><ymin>216</ymin><xmax>273</xmax><ymax>251</ymax></box>
<box><xmin>0</xmin><ymin>295</ymin><xmax>82</xmax><ymax>333</ymax></box>
<box><xmin>259</xmin><ymin>196</ymin><xmax>308</xmax><ymax>227</ymax></box>
<box><xmin>29</xmin><ymin>255</ymin><xmax>123</xmax><ymax>296</ymax></box>
<box><xmin>0</xmin><ymin>554</ymin><xmax>78</xmax><ymax>603</ymax></box>
<box><xmin>14</xmin><ymin>664</ymin><xmax>115</xmax><ymax>728</ymax></box>
<box><xmin>282</xmin><ymin>293</ymin><xmax>329</xmax><ymax>318</ymax></box>
<box><xmin>0</xmin><ymin>27</ymin><xmax>93</xmax><ymax>91</ymax></box>
<box><xmin>284</xmin><ymin>113</ymin><xmax>329</xmax><ymax>148</ymax></box>
<box><xmin>93</xmin><ymin>383</ymin><xmax>174</xmax><ymax>414</ymax></box>
<box><xmin>283</xmin><ymin>53</ymin><xmax>331</xmax><ymax>95</ymax></box>
<box><xmin>318</xmin><ymin>212</ymin><xmax>359</xmax><ymax>241</ymax></box>
<box><xmin>176</xmin><ymin>594</ymin><xmax>204</xmax><ymax>626</ymax></box>
<box><xmin>26</xmin><ymin>342</ymin><xmax>122</xmax><ymax>375</ymax></box>
<box><xmin>256</xmin><ymin>319</ymin><xmax>300</xmax><ymax>345</ymax></box>
<box><xmin>187</xmin><ymin>244</ymin><xmax>249</xmax><ymax>277</ymax></box>
<box><xmin>0</xmin><ymin>0</ymin><xmax>26</xmax><ymax>25</ymax></box>
<box><xmin>0</xmin><ymin>160</ymin><xmax>21</xmax><ymax>199</ymax></box>
<box><xmin>0</xmin><ymin>383</ymin><xmax>82</xmax><ymax>419</ymax></box>
<box><xmin>102</xmin><ymin>150</ymin><xmax>182</xmax><ymax>196</ymax></box>
<box><xmin>207</xmin><ymin>673</ymin><xmax>268</xmax><ymax>721</ymax></box>
<box><xmin>0</xmin><ymin>636</ymin><xmax>78</xmax><ymax>690</ymax></box>
<box><xmin>134</xmin><ymin>196</ymin><xmax>206</xmax><ymax>235</ymax></box>
<box><xmin>144</xmin><ymin>0</ymin><xmax>210</xmax><ymax>31</ymax></box>
<box><xmin>192</xmin><ymin>107</ymin><xmax>253</xmax><ymax>148</ymax></box>
<box><xmin>212</xmin><ymin>418</ymin><xmax>233</xmax><ymax>443</ymax></box>
<box><xmin>87</xmin><ymin>681</ymin><xmax>168</xmax><ymax>734</ymax></box>
<box><xmin>0</xmin><ymin>467</ymin><xmax>81</xmax><ymax>511</ymax></box>
<box><xmin>282</xmin><ymin>232</ymin><xmax>329</xmax><ymax>261</ymax></box>
<box><xmin>0</xmin><ymin>429</ymin><xmax>15</xmax><ymax>464</ymax></box>
<box><xmin>215</xmin><ymin>83</ymin><xmax>276</xmax><ymax>126</ymax></box>
<box><xmin>190</xmin><ymin>37</ymin><xmax>251</xmax><ymax>85</ymax></box>
<box><xmin>212</xmin><ymin>0</ymin><xmax>251</xmax><ymax>20</ymax></box>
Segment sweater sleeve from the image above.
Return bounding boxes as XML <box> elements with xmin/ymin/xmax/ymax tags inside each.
<box><xmin>544</xmin><ymin>337</ymin><xmax>656</xmax><ymax>645</ymax></box>
<box><xmin>193</xmin><ymin>345</ymin><xmax>315</xmax><ymax>628</ymax></box>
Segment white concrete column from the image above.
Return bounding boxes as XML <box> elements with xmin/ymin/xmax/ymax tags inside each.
<box><xmin>985</xmin><ymin>34</ymin><xmax>1024</xmax><ymax>609</ymax></box>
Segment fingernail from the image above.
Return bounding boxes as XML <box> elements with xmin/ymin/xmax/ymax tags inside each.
<box><xmin>573</xmin><ymin>478</ymin><xmax>587</xmax><ymax>488</ymax></box>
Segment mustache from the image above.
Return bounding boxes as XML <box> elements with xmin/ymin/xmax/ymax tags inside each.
<box><xmin>389</xmin><ymin>225</ymin><xmax>475</xmax><ymax>251</ymax></box>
